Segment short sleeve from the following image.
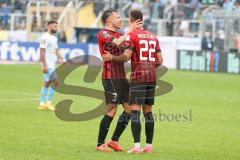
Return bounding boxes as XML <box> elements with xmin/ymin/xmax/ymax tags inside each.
<box><xmin>40</xmin><ymin>37</ymin><xmax>46</xmax><ymax>49</ymax></box>
<box><xmin>97</xmin><ymin>30</ymin><xmax>114</xmax><ymax>43</ymax></box>
<box><xmin>155</xmin><ymin>38</ymin><xmax>161</xmax><ymax>53</ymax></box>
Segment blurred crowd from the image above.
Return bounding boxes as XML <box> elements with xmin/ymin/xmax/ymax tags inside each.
<box><xmin>90</xmin><ymin>0</ymin><xmax>240</xmax><ymax>37</ymax></box>
<box><xmin>0</xmin><ymin>0</ymin><xmax>28</xmax><ymax>30</ymax></box>
<box><xmin>1</xmin><ymin>0</ymin><xmax>240</xmax><ymax>32</ymax></box>
<box><xmin>0</xmin><ymin>0</ymin><xmax>240</xmax><ymax>50</ymax></box>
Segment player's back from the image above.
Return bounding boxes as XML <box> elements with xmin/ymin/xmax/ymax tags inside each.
<box><xmin>129</xmin><ymin>28</ymin><xmax>161</xmax><ymax>83</ymax></box>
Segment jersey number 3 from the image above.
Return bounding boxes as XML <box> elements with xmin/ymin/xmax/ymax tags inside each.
<box><xmin>139</xmin><ymin>40</ymin><xmax>156</xmax><ymax>61</ymax></box>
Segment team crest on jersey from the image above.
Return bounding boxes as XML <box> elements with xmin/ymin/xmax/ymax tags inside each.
<box><xmin>102</xmin><ymin>31</ymin><xmax>109</xmax><ymax>38</ymax></box>
<box><xmin>41</xmin><ymin>39</ymin><xmax>45</xmax><ymax>44</ymax></box>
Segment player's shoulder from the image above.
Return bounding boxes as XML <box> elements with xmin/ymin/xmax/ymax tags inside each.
<box><xmin>146</xmin><ymin>30</ymin><xmax>156</xmax><ymax>36</ymax></box>
<box><xmin>39</xmin><ymin>33</ymin><xmax>49</xmax><ymax>44</ymax></box>
<box><xmin>98</xmin><ymin>29</ymin><xmax>122</xmax><ymax>37</ymax></box>
<box><xmin>144</xmin><ymin>30</ymin><xmax>158</xmax><ymax>40</ymax></box>
<box><xmin>41</xmin><ymin>32</ymin><xmax>56</xmax><ymax>40</ymax></box>
<box><xmin>98</xmin><ymin>29</ymin><xmax>106</xmax><ymax>34</ymax></box>
<box><xmin>40</xmin><ymin>32</ymin><xmax>48</xmax><ymax>39</ymax></box>
<box><xmin>97</xmin><ymin>29</ymin><xmax>110</xmax><ymax>38</ymax></box>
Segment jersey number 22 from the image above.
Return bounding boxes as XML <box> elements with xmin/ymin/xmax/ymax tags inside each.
<box><xmin>139</xmin><ymin>40</ymin><xmax>156</xmax><ymax>62</ymax></box>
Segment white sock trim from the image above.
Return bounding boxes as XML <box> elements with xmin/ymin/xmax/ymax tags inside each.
<box><xmin>145</xmin><ymin>143</ymin><xmax>152</xmax><ymax>147</ymax></box>
<box><xmin>134</xmin><ymin>143</ymin><xmax>140</xmax><ymax>148</ymax></box>
<box><xmin>46</xmin><ymin>101</ymin><xmax>52</xmax><ymax>104</ymax></box>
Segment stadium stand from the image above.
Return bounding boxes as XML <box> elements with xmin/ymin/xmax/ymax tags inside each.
<box><xmin>0</xmin><ymin>0</ymin><xmax>240</xmax><ymax>51</ymax></box>
<box><xmin>76</xmin><ymin>1</ymin><xmax>97</xmax><ymax>27</ymax></box>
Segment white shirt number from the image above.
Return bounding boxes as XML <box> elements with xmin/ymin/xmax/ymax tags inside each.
<box><xmin>139</xmin><ymin>40</ymin><xmax>156</xmax><ymax>61</ymax></box>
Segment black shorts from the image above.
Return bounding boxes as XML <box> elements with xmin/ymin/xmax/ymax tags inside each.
<box><xmin>102</xmin><ymin>79</ymin><xmax>130</xmax><ymax>105</ymax></box>
<box><xmin>129</xmin><ymin>83</ymin><xmax>156</xmax><ymax>105</ymax></box>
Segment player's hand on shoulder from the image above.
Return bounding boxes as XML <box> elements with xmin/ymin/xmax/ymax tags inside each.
<box><xmin>102</xmin><ymin>51</ymin><xmax>113</xmax><ymax>62</ymax></box>
<box><xmin>42</xmin><ymin>66</ymin><xmax>48</xmax><ymax>73</ymax></box>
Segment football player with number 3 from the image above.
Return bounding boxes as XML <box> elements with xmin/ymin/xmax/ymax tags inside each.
<box><xmin>102</xmin><ymin>9</ymin><xmax>163</xmax><ymax>154</ymax></box>
<box><xmin>96</xmin><ymin>9</ymin><xmax>142</xmax><ymax>152</ymax></box>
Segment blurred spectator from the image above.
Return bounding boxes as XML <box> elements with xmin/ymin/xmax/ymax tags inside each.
<box><xmin>93</xmin><ymin>1</ymin><xmax>104</xmax><ymax>16</ymax></box>
<box><xmin>166</xmin><ymin>7</ymin><xmax>174</xmax><ymax>36</ymax></box>
<box><xmin>114</xmin><ymin>0</ymin><xmax>119</xmax><ymax>9</ymax></box>
<box><xmin>13</xmin><ymin>0</ymin><xmax>24</xmax><ymax>13</ymax></box>
<box><xmin>0</xmin><ymin>3</ymin><xmax>10</xmax><ymax>29</ymax></box>
<box><xmin>179</xmin><ymin>20</ymin><xmax>190</xmax><ymax>36</ymax></box>
<box><xmin>176</xmin><ymin>0</ymin><xmax>189</xmax><ymax>19</ymax></box>
<box><xmin>17</xmin><ymin>20</ymin><xmax>26</xmax><ymax>30</ymax></box>
<box><xmin>50</xmin><ymin>0</ymin><xmax>57</xmax><ymax>6</ymax></box>
<box><xmin>217</xmin><ymin>0</ymin><xmax>225</xmax><ymax>7</ymax></box>
<box><xmin>151</xmin><ymin>0</ymin><xmax>165</xmax><ymax>19</ymax></box>
<box><xmin>202</xmin><ymin>31</ymin><xmax>214</xmax><ymax>51</ymax></box>
<box><xmin>189</xmin><ymin>0</ymin><xmax>201</xmax><ymax>19</ymax></box>
<box><xmin>142</xmin><ymin>1</ymin><xmax>151</xmax><ymax>30</ymax></box>
<box><xmin>223</xmin><ymin>0</ymin><xmax>234</xmax><ymax>10</ymax></box>
<box><xmin>235</xmin><ymin>0</ymin><xmax>240</xmax><ymax>12</ymax></box>
<box><xmin>214</xmin><ymin>30</ymin><xmax>225</xmax><ymax>51</ymax></box>
<box><xmin>131</xmin><ymin>0</ymin><xmax>144</xmax><ymax>9</ymax></box>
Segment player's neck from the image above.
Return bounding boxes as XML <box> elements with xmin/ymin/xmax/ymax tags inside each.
<box><xmin>47</xmin><ymin>30</ymin><xmax>53</xmax><ymax>35</ymax></box>
<box><xmin>105</xmin><ymin>25</ymin><xmax>117</xmax><ymax>32</ymax></box>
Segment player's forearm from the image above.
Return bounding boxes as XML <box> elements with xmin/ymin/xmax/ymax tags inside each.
<box><xmin>40</xmin><ymin>49</ymin><xmax>47</xmax><ymax>67</ymax></box>
<box><xmin>156</xmin><ymin>52</ymin><xmax>163</xmax><ymax>68</ymax></box>
<box><xmin>56</xmin><ymin>49</ymin><xmax>64</xmax><ymax>60</ymax></box>
<box><xmin>112</xmin><ymin>36</ymin><xmax>126</xmax><ymax>46</ymax></box>
<box><xmin>112</xmin><ymin>54</ymin><xmax>129</xmax><ymax>62</ymax></box>
<box><xmin>155</xmin><ymin>62</ymin><xmax>161</xmax><ymax>68</ymax></box>
<box><xmin>57</xmin><ymin>53</ymin><xmax>64</xmax><ymax>61</ymax></box>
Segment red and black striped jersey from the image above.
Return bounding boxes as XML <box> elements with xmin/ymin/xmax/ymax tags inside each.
<box><xmin>97</xmin><ymin>29</ymin><xmax>126</xmax><ymax>79</ymax></box>
<box><xmin>126</xmin><ymin>28</ymin><xmax>161</xmax><ymax>83</ymax></box>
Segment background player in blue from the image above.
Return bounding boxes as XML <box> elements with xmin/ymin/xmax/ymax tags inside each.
<box><xmin>38</xmin><ymin>20</ymin><xmax>65</xmax><ymax>111</ymax></box>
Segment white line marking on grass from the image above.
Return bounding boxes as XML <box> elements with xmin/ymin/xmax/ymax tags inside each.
<box><xmin>0</xmin><ymin>91</ymin><xmax>39</xmax><ymax>97</ymax></box>
<box><xmin>0</xmin><ymin>98</ymin><xmax>38</xmax><ymax>102</ymax></box>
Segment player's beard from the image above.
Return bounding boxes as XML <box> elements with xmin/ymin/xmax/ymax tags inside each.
<box><xmin>51</xmin><ymin>29</ymin><xmax>57</xmax><ymax>34</ymax></box>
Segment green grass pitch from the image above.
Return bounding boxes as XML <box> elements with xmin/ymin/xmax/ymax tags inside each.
<box><xmin>0</xmin><ymin>64</ymin><xmax>239</xmax><ymax>160</ymax></box>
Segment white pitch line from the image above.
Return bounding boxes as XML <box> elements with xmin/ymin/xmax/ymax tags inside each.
<box><xmin>0</xmin><ymin>91</ymin><xmax>39</xmax><ymax>97</ymax></box>
<box><xmin>0</xmin><ymin>98</ymin><xmax>38</xmax><ymax>102</ymax></box>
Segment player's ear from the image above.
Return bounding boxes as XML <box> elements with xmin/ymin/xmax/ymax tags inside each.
<box><xmin>109</xmin><ymin>17</ymin><xmax>113</xmax><ymax>23</ymax></box>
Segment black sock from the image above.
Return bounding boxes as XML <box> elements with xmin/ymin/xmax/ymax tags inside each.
<box><xmin>97</xmin><ymin>114</ymin><xmax>113</xmax><ymax>147</ymax></box>
<box><xmin>111</xmin><ymin>111</ymin><xmax>131</xmax><ymax>141</ymax></box>
<box><xmin>144</xmin><ymin>112</ymin><xmax>154</xmax><ymax>144</ymax></box>
<box><xmin>131</xmin><ymin>110</ymin><xmax>141</xmax><ymax>143</ymax></box>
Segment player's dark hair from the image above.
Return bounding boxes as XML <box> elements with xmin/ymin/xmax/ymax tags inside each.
<box><xmin>47</xmin><ymin>20</ymin><xmax>58</xmax><ymax>25</ymax></box>
<box><xmin>129</xmin><ymin>9</ymin><xmax>143</xmax><ymax>22</ymax></box>
<box><xmin>101</xmin><ymin>9</ymin><xmax>118</xmax><ymax>25</ymax></box>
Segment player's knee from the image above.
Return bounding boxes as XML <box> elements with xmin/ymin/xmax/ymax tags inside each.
<box><xmin>53</xmin><ymin>80</ymin><xmax>59</xmax><ymax>87</ymax></box>
<box><xmin>106</xmin><ymin>104</ymin><xmax>117</xmax><ymax>117</ymax></box>
<box><xmin>131</xmin><ymin>104</ymin><xmax>141</xmax><ymax>111</ymax></box>
<box><xmin>123</xmin><ymin>103</ymin><xmax>131</xmax><ymax>113</ymax></box>
<box><xmin>143</xmin><ymin>105</ymin><xmax>152</xmax><ymax>113</ymax></box>
<box><xmin>106</xmin><ymin>110</ymin><xmax>117</xmax><ymax>117</ymax></box>
<box><xmin>44</xmin><ymin>82</ymin><xmax>50</xmax><ymax>88</ymax></box>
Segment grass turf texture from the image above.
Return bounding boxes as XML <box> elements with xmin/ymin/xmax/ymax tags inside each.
<box><xmin>0</xmin><ymin>64</ymin><xmax>239</xmax><ymax>160</ymax></box>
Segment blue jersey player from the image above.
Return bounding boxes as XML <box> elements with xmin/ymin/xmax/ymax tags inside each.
<box><xmin>38</xmin><ymin>20</ymin><xmax>65</xmax><ymax>111</ymax></box>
